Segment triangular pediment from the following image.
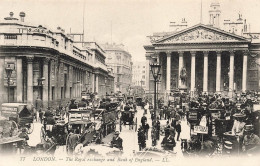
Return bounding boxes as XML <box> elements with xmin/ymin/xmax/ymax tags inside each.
<box><xmin>153</xmin><ymin>24</ymin><xmax>250</xmax><ymax>44</ymax></box>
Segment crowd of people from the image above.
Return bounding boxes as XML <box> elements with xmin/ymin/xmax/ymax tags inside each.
<box><xmin>5</xmin><ymin>89</ymin><xmax>260</xmax><ymax>157</ymax></box>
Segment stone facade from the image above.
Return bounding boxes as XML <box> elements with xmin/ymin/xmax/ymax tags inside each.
<box><xmin>0</xmin><ymin>12</ymin><xmax>114</xmax><ymax>108</ymax></box>
<box><xmin>144</xmin><ymin>2</ymin><xmax>260</xmax><ymax>99</ymax></box>
<box><xmin>101</xmin><ymin>43</ymin><xmax>132</xmax><ymax>93</ymax></box>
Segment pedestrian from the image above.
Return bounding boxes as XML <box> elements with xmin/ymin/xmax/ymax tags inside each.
<box><xmin>39</xmin><ymin>108</ymin><xmax>44</xmax><ymax>124</ymax></box>
<box><xmin>242</xmin><ymin>125</ymin><xmax>260</xmax><ymax>153</ymax></box>
<box><xmin>159</xmin><ymin>108</ymin><xmax>163</xmax><ymax>120</ymax></box>
<box><xmin>161</xmin><ymin>134</ymin><xmax>176</xmax><ymax>151</ymax></box>
<box><xmin>163</xmin><ymin>106</ymin><xmax>168</xmax><ymax>120</ymax></box>
<box><xmin>156</xmin><ymin>117</ymin><xmax>160</xmax><ymax>140</ymax></box>
<box><xmin>143</xmin><ymin>121</ymin><xmax>150</xmax><ymax>140</ymax></box>
<box><xmin>141</xmin><ymin>113</ymin><xmax>147</xmax><ymax>126</ymax></box>
<box><xmin>175</xmin><ymin>120</ymin><xmax>181</xmax><ymax>141</ymax></box>
<box><xmin>151</xmin><ymin>111</ymin><xmax>156</xmax><ymax>121</ymax></box>
<box><xmin>137</xmin><ymin>126</ymin><xmax>146</xmax><ymax>151</ymax></box>
<box><xmin>35</xmin><ymin>96</ymin><xmax>43</xmax><ymax>112</ymax></box>
<box><xmin>164</xmin><ymin>120</ymin><xmax>171</xmax><ymax>136</ymax></box>
<box><xmin>111</xmin><ymin>131</ymin><xmax>123</xmax><ymax>150</ymax></box>
<box><xmin>151</xmin><ymin>127</ymin><xmax>157</xmax><ymax>146</ymax></box>
<box><xmin>31</xmin><ymin>104</ymin><xmax>37</xmax><ymax>122</ymax></box>
<box><xmin>171</xmin><ymin>118</ymin><xmax>177</xmax><ymax>128</ymax></box>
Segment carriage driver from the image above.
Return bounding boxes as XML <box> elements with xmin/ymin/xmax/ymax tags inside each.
<box><xmin>111</xmin><ymin>131</ymin><xmax>123</xmax><ymax>150</ymax></box>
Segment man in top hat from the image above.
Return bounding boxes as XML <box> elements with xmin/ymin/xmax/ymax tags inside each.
<box><xmin>242</xmin><ymin>125</ymin><xmax>260</xmax><ymax>154</ymax></box>
<box><xmin>111</xmin><ymin>131</ymin><xmax>123</xmax><ymax>150</ymax></box>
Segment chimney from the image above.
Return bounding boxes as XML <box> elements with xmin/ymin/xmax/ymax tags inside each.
<box><xmin>19</xmin><ymin>12</ymin><xmax>25</xmax><ymax>22</ymax></box>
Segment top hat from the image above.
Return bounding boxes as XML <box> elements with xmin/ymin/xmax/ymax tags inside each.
<box><xmin>244</xmin><ymin>125</ymin><xmax>254</xmax><ymax>132</ymax></box>
<box><xmin>114</xmin><ymin>131</ymin><xmax>120</xmax><ymax>135</ymax></box>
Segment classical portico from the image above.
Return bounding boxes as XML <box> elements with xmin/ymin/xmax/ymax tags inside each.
<box><xmin>144</xmin><ymin>24</ymin><xmax>255</xmax><ymax>97</ymax></box>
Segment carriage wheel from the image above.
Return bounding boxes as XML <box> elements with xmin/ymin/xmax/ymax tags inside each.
<box><xmin>40</xmin><ymin>126</ymin><xmax>48</xmax><ymax>142</ymax></box>
<box><xmin>10</xmin><ymin>120</ymin><xmax>19</xmax><ymax>132</ymax></box>
<box><xmin>135</xmin><ymin>117</ymin><xmax>137</xmax><ymax>132</ymax></box>
<box><xmin>119</xmin><ymin>118</ymin><xmax>122</xmax><ymax>132</ymax></box>
<box><xmin>27</xmin><ymin>123</ymin><xmax>34</xmax><ymax>134</ymax></box>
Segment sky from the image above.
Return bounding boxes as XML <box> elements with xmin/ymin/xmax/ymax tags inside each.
<box><xmin>0</xmin><ymin>0</ymin><xmax>260</xmax><ymax>62</ymax></box>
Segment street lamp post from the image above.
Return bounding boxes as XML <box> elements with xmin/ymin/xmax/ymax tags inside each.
<box><xmin>156</xmin><ymin>74</ymin><xmax>161</xmax><ymax>111</ymax></box>
<box><xmin>5</xmin><ymin>66</ymin><xmax>13</xmax><ymax>103</ymax></box>
<box><xmin>150</xmin><ymin>62</ymin><xmax>161</xmax><ymax>113</ymax></box>
<box><xmin>150</xmin><ymin>61</ymin><xmax>161</xmax><ymax>146</ymax></box>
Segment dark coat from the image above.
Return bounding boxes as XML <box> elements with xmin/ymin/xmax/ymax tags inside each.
<box><xmin>161</xmin><ymin>135</ymin><xmax>176</xmax><ymax>150</ymax></box>
<box><xmin>111</xmin><ymin>137</ymin><xmax>123</xmax><ymax>149</ymax></box>
<box><xmin>138</xmin><ymin>129</ymin><xmax>146</xmax><ymax>145</ymax></box>
<box><xmin>143</xmin><ymin>124</ymin><xmax>150</xmax><ymax>132</ymax></box>
<box><xmin>175</xmin><ymin>123</ymin><xmax>181</xmax><ymax>133</ymax></box>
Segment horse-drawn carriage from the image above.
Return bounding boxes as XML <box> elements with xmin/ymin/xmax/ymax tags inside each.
<box><xmin>65</xmin><ymin>108</ymin><xmax>101</xmax><ymax>154</ymax></box>
<box><xmin>1</xmin><ymin>103</ymin><xmax>34</xmax><ymax>134</ymax></box>
<box><xmin>119</xmin><ymin>106</ymin><xmax>137</xmax><ymax>132</ymax></box>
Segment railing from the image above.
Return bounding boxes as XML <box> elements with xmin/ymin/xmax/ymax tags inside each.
<box><xmin>0</xmin><ymin>33</ymin><xmax>93</xmax><ymax>66</ymax></box>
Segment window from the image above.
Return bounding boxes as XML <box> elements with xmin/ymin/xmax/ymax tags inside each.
<box><xmin>4</xmin><ymin>34</ymin><xmax>17</xmax><ymax>40</ymax></box>
<box><xmin>142</xmin><ymin>76</ymin><xmax>145</xmax><ymax>79</ymax></box>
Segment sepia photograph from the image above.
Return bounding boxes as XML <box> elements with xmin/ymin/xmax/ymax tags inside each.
<box><xmin>0</xmin><ymin>0</ymin><xmax>260</xmax><ymax>166</ymax></box>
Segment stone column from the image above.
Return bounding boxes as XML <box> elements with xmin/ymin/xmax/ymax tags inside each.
<box><xmin>0</xmin><ymin>57</ymin><xmax>5</xmax><ymax>104</ymax></box>
<box><xmin>42</xmin><ymin>58</ymin><xmax>49</xmax><ymax>108</ymax></box>
<box><xmin>73</xmin><ymin>67</ymin><xmax>76</xmax><ymax>97</ymax></box>
<box><xmin>203</xmin><ymin>51</ymin><xmax>209</xmax><ymax>93</ymax></box>
<box><xmin>27</xmin><ymin>56</ymin><xmax>34</xmax><ymax>105</ymax></box>
<box><xmin>92</xmin><ymin>73</ymin><xmax>95</xmax><ymax>93</ymax></box>
<box><xmin>77</xmin><ymin>69</ymin><xmax>80</xmax><ymax>97</ymax></box>
<box><xmin>166</xmin><ymin>52</ymin><xmax>171</xmax><ymax>93</ymax></box>
<box><xmin>178</xmin><ymin>51</ymin><xmax>184</xmax><ymax>88</ymax></box>
<box><xmin>49</xmin><ymin>60</ymin><xmax>53</xmax><ymax>102</ymax></box>
<box><xmin>242</xmin><ymin>50</ymin><xmax>248</xmax><ymax>92</ymax></box>
<box><xmin>16</xmin><ymin>58</ymin><xmax>23</xmax><ymax>102</ymax></box>
<box><xmin>55</xmin><ymin>60</ymin><xmax>60</xmax><ymax>100</ymax></box>
<box><xmin>229</xmin><ymin>51</ymin><xmax>235</xmax><ymax>97</ymax></box>
<box><xmin>190</xmin><ymin>51</ymin><xmax>196</xmax><ymax>95</ymax></box>
<box><xmin>216</xmin><ymin>51</ymin><xmax>221</xmax><ymax>93</ymax></box>
<box><xmin>65</xmin><ymin>65</ymin><xmax>70</xmax><ymax>99</ymax></box>
<box><xmin>96</xmin><ymin>74</ymin><xmax>99</xmax><ymax>93</ymax></box>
